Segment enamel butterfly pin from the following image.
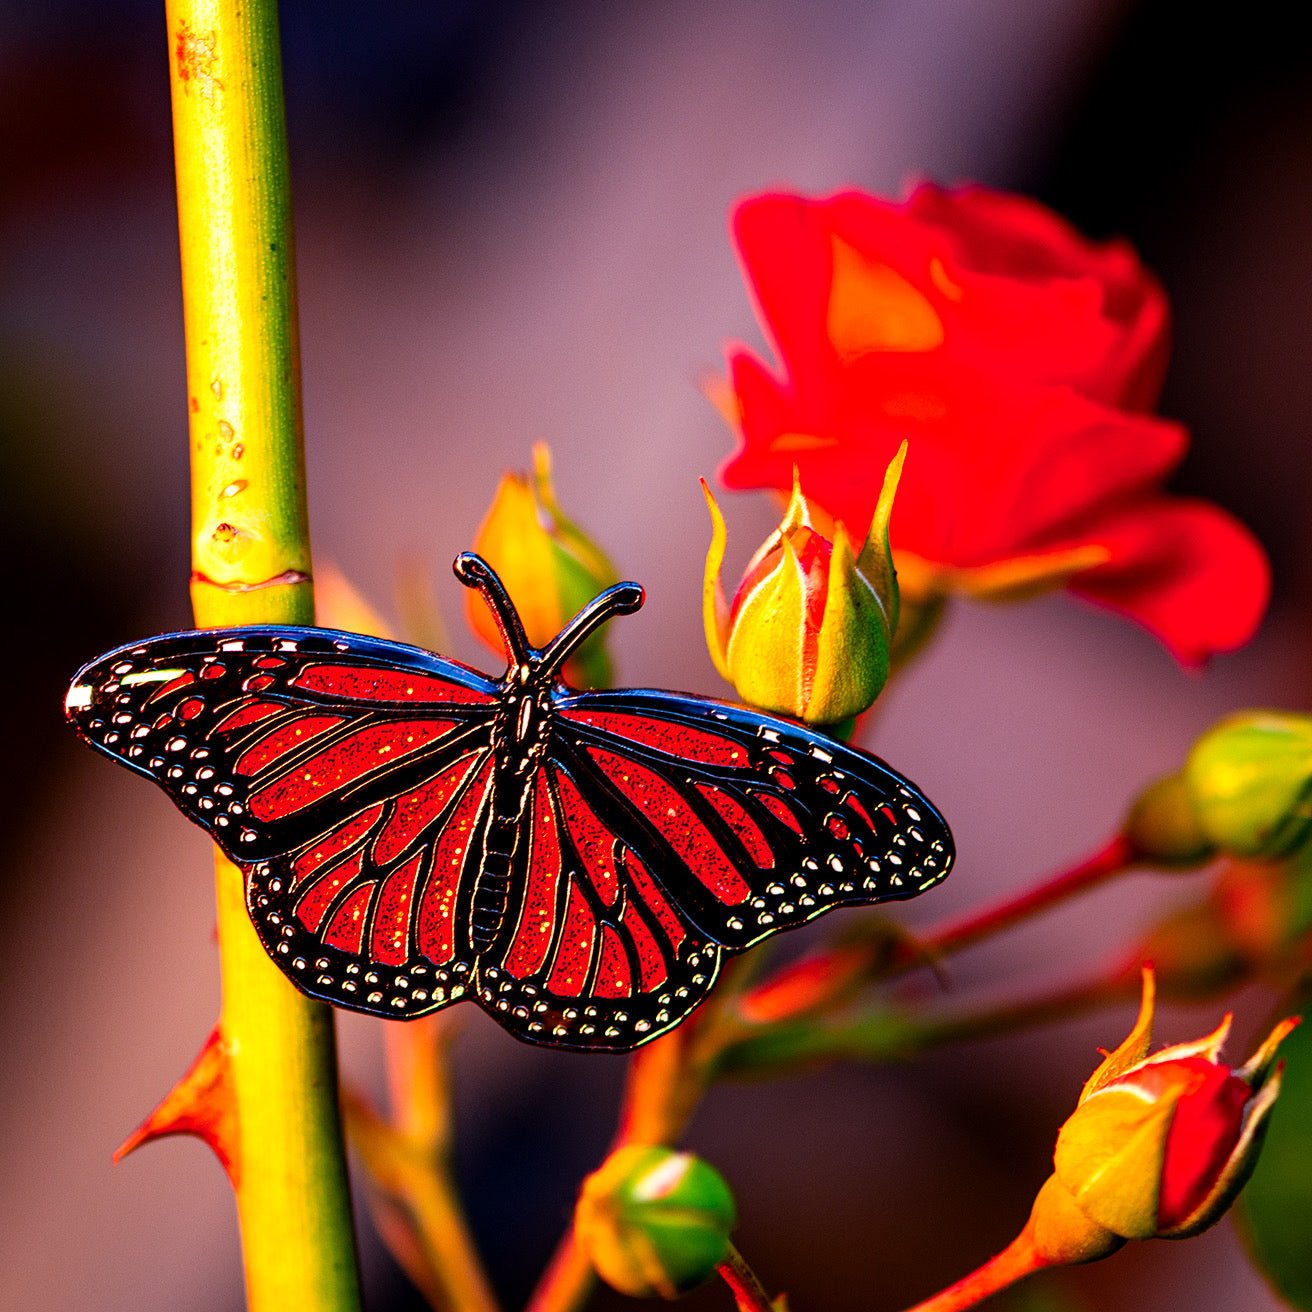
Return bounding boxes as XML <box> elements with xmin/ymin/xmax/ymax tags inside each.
<box><xmin>64</xmin><ymin>553</ymin><xmax>953</xmax><ymax>1051</ymax></box>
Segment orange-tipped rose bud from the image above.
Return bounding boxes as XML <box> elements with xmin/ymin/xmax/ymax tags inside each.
<box><xmin>469</xmin><ymin>443</ymin><xmax>618</xmax><ymax>686</ymax></box>
<box><xmin>1037</xmin><ymin>968</ymin><xmax>1297</xmax><ymax>1251</ymax></box>
<box><xmin>701</xmin><ymin>445</ymin><xmax>903</xmax><ymax>725</ymax></box>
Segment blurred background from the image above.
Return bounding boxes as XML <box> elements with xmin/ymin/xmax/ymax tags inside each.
<box><xmin>2</xmin><ymin>1</ymin><xmax>1309</xmax><ymax>1308</ymax></box>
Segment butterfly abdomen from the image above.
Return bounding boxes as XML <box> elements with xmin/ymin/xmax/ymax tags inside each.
<box><xmin>469</xmin><ymin>772</ymin><xmax>531</xmax><ymax>953</ymax></box>
<box><xmin>471</xmin><ymin>845</ymin><xmax>513</xmax><ymax>952</ymax></box>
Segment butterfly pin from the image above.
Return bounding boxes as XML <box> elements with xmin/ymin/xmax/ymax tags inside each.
<box><xmin>64</xmin><ymin>552</ymin><xmax>953</xmax><ymax>1051</ymax></box>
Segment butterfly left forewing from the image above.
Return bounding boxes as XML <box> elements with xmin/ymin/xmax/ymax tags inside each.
<box><xmin>553</xmin><ymin>690</ymin><xmax>954</xmax><ymax>951</ymax></box>
<box><xmin>65</xmin><ymin>627</ymin><xmax>499</xmax><ymax>862</ymax></box>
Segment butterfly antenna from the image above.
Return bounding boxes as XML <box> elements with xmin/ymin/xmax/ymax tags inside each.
<box><xmin>453</xmin><ymin>553</ymin><xmax>533</xmax><ymax>669</ymax></box>
<box><xmin>539</xmin><ymin>580</ymin><xmax>645</xmax><ymax>679</ymax></box>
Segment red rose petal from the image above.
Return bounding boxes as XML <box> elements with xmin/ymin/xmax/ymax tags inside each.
<box><xmin>1071</xmin><ymin>499</ymin><xmax>1271</xmax><ymax>665</ymax></box>
<box><xmin>725</xmin><ymin>347</ymin><xmax>1185</xmax><ymax>563</ymax></box>
<box><xmin>732</xmin><ymin>193</ymin><xmax>850</xmax><ymax>393</ymax></box>
<box><xmin>912</xmin><ymin>184</ymin><xmax>1172</xmax><ymax>412</ymax></box>
<box><xmin>735</xmin><ymin>187</ymin><xmax>1172</xmax><ymax>412</ymax></box>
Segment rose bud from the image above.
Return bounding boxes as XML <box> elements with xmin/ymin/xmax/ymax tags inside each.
<box><xmin>575</xmin><ymin>1145</ymin><xmax>737</xmax><ymax>1299</ymax></box>
<box><xmin>468</xmin><ymin>442</ymin><xmax>618</xmax><ymax>686</ymax></box>
<box><xmin>1183</xmin><ymin>711</ymin><xmax>1312</xmax><ymax>859</ymax></box>
<box><xmin>908</xmin><ymin>973</ymin><xmax>1296</xmax><ymax>1308</ymax></box>
<box><xmin>1039</xmin><ymin>967</ymin><xmax>1297</xmax><ymax>1249</ymax></box>
<box><xmin>701</xmin><ymin>444</ymin><xmax>902</xmax><ymax>725</ymax></box>
<box><xmin>1124</xmin><ymin>770</ymin><xmax>1216</xmax><ymax>867</ymax></box>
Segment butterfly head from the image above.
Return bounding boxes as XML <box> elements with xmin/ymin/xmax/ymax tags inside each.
<box><xmin>453</xmin><ymin>552</ymin><xmax>644</xmax><ymax>689</ymax></box>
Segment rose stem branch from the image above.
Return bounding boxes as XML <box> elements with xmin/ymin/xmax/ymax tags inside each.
<box><xmin>910</xmin><ymin>967</ymin><xmax>1141</xmax><ymax>1052</ymax></box>
<box><xmin>718</xmin><ymin>962</ymin><xmax>1142</xmax><ymax>1076</ymax></box>
<box><xmin>167</xmin><ymin>0</ymin><xmax>362</xmax><ymax>1305</ymax></box>
<box><xmin>524</xmin><ymin>1033</ymin><xmax>708</xmax><ymax>1312</ymax></box>
<box><xmin>899</xmin><ymin>1231</ymin><xmax>1047</xmax><ymax>1312</ymax></box>
<box><xmin>738</xmin><ymin>833</ymin><xmax>1139</xmax><ymax>1021</ymax></box>
<box><xmin>922</xmin><ymin>833</ymin><xmax>1137</xmax><ymax>959</ymax></box>
<box><xmin>525</xmin><ymin>961</ymin><xmax>757</xmax><ymax>1312</ymax></box>
<box><xmin>717</xmin><ymin>1244</ymin><xmax>776</xmax><ymax>1312</ymax></box>
<box><xmin>385</xmin><ymin>1018</ymin><xmax>502</xmax><ymax>1312</ymax></box>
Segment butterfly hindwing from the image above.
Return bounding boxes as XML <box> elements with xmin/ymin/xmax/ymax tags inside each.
<box><xmin>245</xmin><ymin>747</ymin><xmax>497</xmax><ymax>1017</ymax></box>
<box><xmin>554</xmin><ymin>690</ymin><xmax>954</xmax><ymax>950</ymax></box>
<box><xmin>475</xmin><ymin>764</ymin><xmax>722</xmax><ymax>1049</ymax></box>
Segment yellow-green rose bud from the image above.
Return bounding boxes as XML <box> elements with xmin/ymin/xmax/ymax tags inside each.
<box><xmin>469</xmin><ymin>442</ymin><xmax>618</xmax><ymax>686</ymax></box>
<box><xmin>574</xmin><ymin>1145</ymin><xmax>737</xmax><ymax>1299</ymax></box>
<box><xmin>1124</xmin><ymin>770</ymin><xmax>1215</xmax><ymax>867</ymax></box>
<box><xmin>701</xmin><ymin>445</ymin><xmax>903</xmax><ymax>725</ymax></box>
<box><xmin>1045</xmin><ymin>968</ymin><xmax>1296</xmax><ymax>1244</ymax></box>
<box><xmin>1184</xmin><ymin>711</ymin><xmax>1312</xmax><ymax>859</ymax></box>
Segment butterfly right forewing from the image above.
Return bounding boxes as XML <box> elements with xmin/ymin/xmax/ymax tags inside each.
<box><xmin>553</xmin><ymin>690</ymin><xmax>954</xmax><ymax>951</ymax></box>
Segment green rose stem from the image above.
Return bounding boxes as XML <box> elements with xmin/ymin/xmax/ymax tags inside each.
<box><xmin>116</xmin><ymin>2</ymin><xmax>363</xmax><ymax>1308</ymax></box>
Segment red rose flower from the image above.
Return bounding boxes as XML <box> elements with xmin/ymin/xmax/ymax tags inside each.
<box><xmin>718</xmin><ymin>185</ymin><xmax>1270</xmax><ymax>664</ymax></box>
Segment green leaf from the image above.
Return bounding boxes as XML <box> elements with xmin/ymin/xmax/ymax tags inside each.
<box><xmin>1235</xmin><ymin>985</ymin><xmax>1312</xmax><ymax>1308</ymax></box>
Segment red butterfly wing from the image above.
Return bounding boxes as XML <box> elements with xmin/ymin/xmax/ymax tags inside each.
<box><xmin>474</xmin><ymin>763</ymin><xmax>722</xmax><ymax>1048</ymax></box>
<box><xmin>465</xmin><ymin>687</ymin><xmax>952</xmax><ymax>1050</ymax></box>
<box><xmin>65</xmin><ymin>626</ymin><xmax>498</xmax><ymax>864</ymax></box>
<box><xmin>66</xmin><ymin>626</ymin><xmax>504</xmax><ymax>1017</ymax></box>
<box><xmin>66</xmin><ymin>629</ymin><xmax>954</xmax><ymax>1047</ymax></box>
<box><xmin>247</xmin><ymin>745</ymin><xmax>497</xmax><ymax>1015</ymax></box>
<box><xmin>552</xmin><ymin>689</ymin><xmax>954</xmax><ymax>950</ymax></box>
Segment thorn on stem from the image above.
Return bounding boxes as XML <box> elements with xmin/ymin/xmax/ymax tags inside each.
<box><xmin>114</xmin><ymin>1025</ymin><xmax>239</xmax><ymax>1183</ymax></box>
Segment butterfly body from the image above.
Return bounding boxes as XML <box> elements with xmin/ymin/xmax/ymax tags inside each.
<box><xmin>65</xmin><ymin>555</ymin><xmax>953</xmax><ymax>1051</ymax></box>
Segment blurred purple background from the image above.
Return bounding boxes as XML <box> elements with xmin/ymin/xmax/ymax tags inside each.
<box><xmin>2</xmin><ymin>2</ymin><xmax>1309</xmax><ymax>1309</ymax></box>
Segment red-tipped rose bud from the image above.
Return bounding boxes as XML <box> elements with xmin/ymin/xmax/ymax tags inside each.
<box><xmin>910</xmin><ymin>971</ymin><xmax>1297</xmax><ymax>1309</ymax></box>
<box><xmin>1043</xmin><ymin>968</ymin><xmax>1297</xmax><ymax>1244</ymax></box>
<box><xmin>702</xmin><ymin>445</ymin><xmax>902</xmax><ymax>725</ymax></box>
